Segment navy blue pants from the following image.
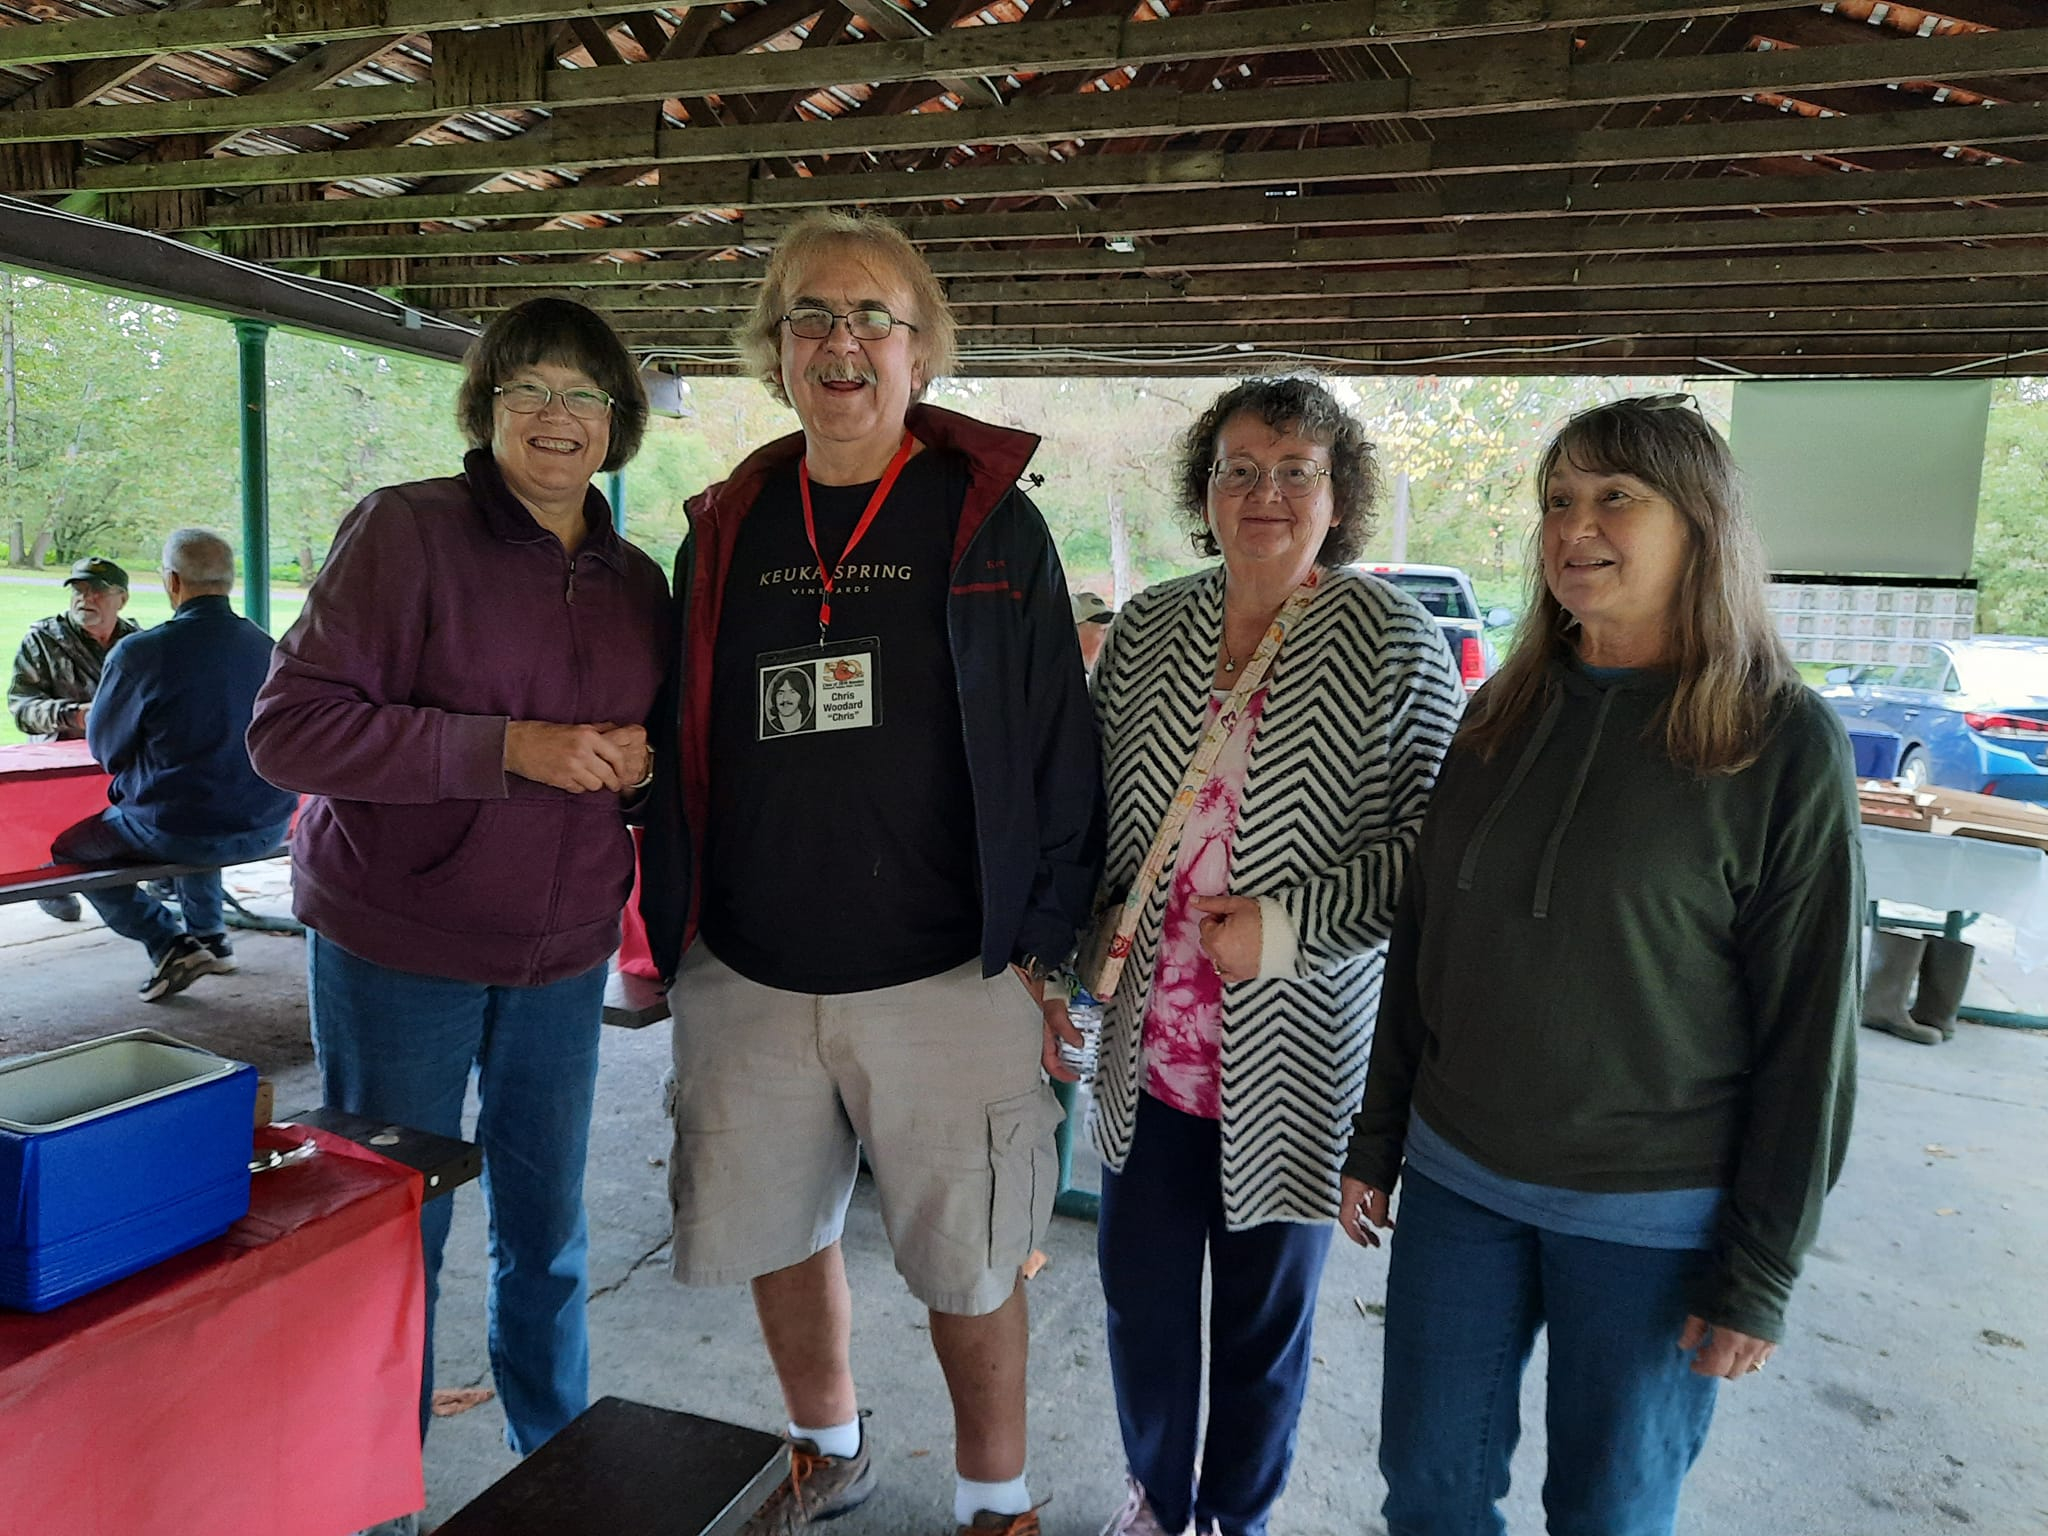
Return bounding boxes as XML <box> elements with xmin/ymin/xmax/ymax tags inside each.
<box><xmin>1380</xmin><ymin>1170</ymin><xmax>1721</xmax><ymax>1536</ymax></box>
<box><xmin>1098</xmin><ymin>1092</ymin><xmax>1334</xmax><ymax>1536</ymax></box>
<box><xmin>53</xmin><ymin>805</ymin><xmax>288</xmax><ymax>960</ymax></box>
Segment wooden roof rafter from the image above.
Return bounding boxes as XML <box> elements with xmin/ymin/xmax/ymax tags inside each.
<box><xmin>1</xmin><ymin>0</ymin><xmax>2045</xmax><ymax>377</ymax></box>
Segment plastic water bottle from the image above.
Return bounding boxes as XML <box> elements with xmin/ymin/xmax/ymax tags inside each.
<box><xmin>1059</xmin><ymin>987</ymin><xmax>1103</xmax><ymax>1084</ymax></box>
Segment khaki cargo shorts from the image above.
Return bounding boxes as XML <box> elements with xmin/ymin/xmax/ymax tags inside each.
<box><xmin>665</xmin><ymin>944</ymin><xmax>1066</xmax><ymax>1317</ymax></box>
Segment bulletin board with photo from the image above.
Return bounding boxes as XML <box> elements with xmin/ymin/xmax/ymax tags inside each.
<box><xmin>1767</xmin><ymin>578</ymin><xmax>1978</xmax><ymax>667</ymax></box>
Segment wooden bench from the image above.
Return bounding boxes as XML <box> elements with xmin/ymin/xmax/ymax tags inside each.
<box><xmin>435</xmin><ymin>1396</ymin><xmax>787</xmax><ymax>1536</ymax></box>
<box><xmin>1</xmin><ymin>847</ymin><xmax>302</xmax><ymax>936</ymax></box>
<box><xmin>602</xmin><ymin>965</ymin><xmax>672</xmax><ymax>1030</ymax></box>
<box><xmin>13</xmin><ymin>854</ymin><xmax>674</xmax><ymax>1035</ymax></box>
<box><xmin>0</xmin><ymin>856</ymin><xmax>253</xmax><ymax>906</ymax></box>
<box><xmin>282</xmin><ymin>1105</ymin><xmax>482</xmax><ymax>1203</ymax></box>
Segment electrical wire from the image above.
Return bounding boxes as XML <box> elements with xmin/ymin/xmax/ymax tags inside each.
<box><xmin>632</xmin><ymin>333</ymin><xmax>1647</xmax><ymax>369</ymax></box>
<box><xmin>1930</xmin><ymin>344</ymin><xmax>2048</xmax><ymax>378</ymax></box>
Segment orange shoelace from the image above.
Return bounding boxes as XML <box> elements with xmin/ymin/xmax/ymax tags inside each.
<box><xmin>782</xmin><ymin>1446</ymin><xmax>830</xmax><ymax>1516</ymax></box>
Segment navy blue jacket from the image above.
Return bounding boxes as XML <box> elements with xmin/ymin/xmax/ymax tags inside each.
<box><xmin>639</xmin><ymin>403</ymin><xmax>1105</xmax><ymax>985</ymax></box>
<box><xmin>90</xmin><ymin>594</ymin><xmax>297</xmax><ymax>839</ymax></box>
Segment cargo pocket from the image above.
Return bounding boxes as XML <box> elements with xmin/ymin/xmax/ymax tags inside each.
<box><xmin>986</xmin><ymin>1087</ymin><xmax>1066</xmax><ymax>1272</ymax></box>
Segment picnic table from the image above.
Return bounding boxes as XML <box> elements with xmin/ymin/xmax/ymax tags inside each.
<box><xmin>0</xmin><ymin>738</ymin><xmax>293</xmax><ymax>922</ymax></box>
<box><xmin>1862</xmin><ymin>822</ymin><xmax>2048</xmax><ymax>1029</ymax></box>
<box><xmin>0</xmin><ymin>738</ymin><xmax>111</xmax><ymax>887</ymax></box>
<box><xmin>0</xmin><ymin>1124</ymin><xmax>429</xmax><ymax>1535</ymax></box>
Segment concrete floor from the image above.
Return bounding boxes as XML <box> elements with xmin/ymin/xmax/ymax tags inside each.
<box><xmin>3</xmin><ymin>873</ymin><xmax>2045</xmax><ymax>1536</ymax></box>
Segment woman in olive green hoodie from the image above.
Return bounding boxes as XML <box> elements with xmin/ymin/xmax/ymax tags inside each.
<box><xmin>1340</xmin><ymin>395</ymin><xmax>1861</xmax><ymax>1536</ymax></box>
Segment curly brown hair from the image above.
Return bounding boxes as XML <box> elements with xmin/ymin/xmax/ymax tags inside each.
<box><xmin>455</xmin><ymin>298</ymin><xmax>648</xmax><ymax>473</ymax></box>
<box><xmin>1172</xmin><ymin>376</ymin><xmax>1377</xmax><ymax>565</ymax></box>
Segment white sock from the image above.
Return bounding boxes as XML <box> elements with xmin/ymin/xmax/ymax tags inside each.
<box><xmin>789</xmin><ymin>1416</ymin><xmax>861</xmax><ymax>1459</ymax></box>
<box><xmin>955</xmin><ymin>1473</ymin><xmax>1031</xmax><ymax>1524</ymax></box>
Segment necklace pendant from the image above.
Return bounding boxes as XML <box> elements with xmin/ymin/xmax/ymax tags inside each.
<box><xmin>1223</xmin><ymin>656</ymin><xmax>1237</xmax><ymax>673</ymax></box>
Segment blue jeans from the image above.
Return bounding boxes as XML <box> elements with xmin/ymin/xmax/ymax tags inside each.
<box><xmin>1099</xmin><ymin>1093</ymin><xmax>1333</xmax><ymax>1536</ymax></box>
<box><xmin>1379</xmin><ymin>1170</ymin><xmax>1721</xmax><ymax>1536</ymax></box>
<box><xmin>52</xmin><ymin>805</ymin><xmax>289</xmax><ymax>960</ymax></box>
<box><xmin>308</xmin><ymin>932</ymin><xmax>607</xmax><ymax>1456</ymax></box>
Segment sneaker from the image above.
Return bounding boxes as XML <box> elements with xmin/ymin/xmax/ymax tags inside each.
<box><xmin>193</xmin><ymin>934</ymin><xmax>238</xmax><ymax>974</ymax></box>
<box><xmin>1101</xmin><ymin>1478</ymin><xmax>1186</xmax><ymax>1536</ymax></box>
<box><xmin>962</xmin><ymin>1512</ymin><xmax>1043</xmax><ymax>1536</ymax></box>
<box><xmin>35</xmin><ymin>895</ymin><xmax>81</xmax><ymax>922</ymax></box>
<box><xmin>739</xmin><ymin>1428</ymin><xmax>877</xmax><ymax>1534</ymax></box>
<box><xmin>139</xmin><ymin>936</ymin><xmax>209</xmax><ymax>1002</ymax></box>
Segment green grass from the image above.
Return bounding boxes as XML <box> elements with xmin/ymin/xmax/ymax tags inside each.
<box><xmin>0</xmin><ymin>577</ymin><xmax>306</xmax><ymax>747</ymax></box>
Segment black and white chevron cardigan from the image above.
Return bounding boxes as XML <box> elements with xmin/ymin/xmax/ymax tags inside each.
<box><xmin>1089</xmin><ymin>564</ymin><xmax>1465</xmax><ymax>1228</ymax></box>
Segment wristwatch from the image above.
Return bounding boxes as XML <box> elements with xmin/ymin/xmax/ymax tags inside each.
<box><xmin>1016</xmin><ymin>953</ymin><xmax>1060</xmax><ymax>985</ymax></box>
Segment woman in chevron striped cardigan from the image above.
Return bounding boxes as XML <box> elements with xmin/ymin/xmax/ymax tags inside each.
<box><xmin>1089</xmin><ymin>377</ymin><xmax>1465</xmax><ymax>1536</ymax></box>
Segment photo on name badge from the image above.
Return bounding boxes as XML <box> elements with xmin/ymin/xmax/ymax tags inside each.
<box><xmin>757</xmin><ymin>647</ymin><xmax>879</xmax><ymax>740</ymax></box>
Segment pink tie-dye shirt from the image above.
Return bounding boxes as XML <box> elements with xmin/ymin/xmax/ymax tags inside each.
<box><xmin>1141</xmin><ymin>687</ymin><xmax>1269</xmax><ymax>1120</ymax></box>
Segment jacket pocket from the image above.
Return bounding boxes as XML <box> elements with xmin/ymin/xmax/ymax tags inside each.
<box><xmin>552</xmin><ymin>806</ymin><xmax>635</xmax><ymax>932</ymax></box>
<box><xmin>986</xmin><ymin>1087</ymin><xmax>1065</xmax><ymax>1272</ymax></box>
<box><xmin>406</xmin><ymin>802</ymin><xmax>483</xmax><ymax>884</ymax></box>
<box><xmin>406</xmin><ymin>802</ymin><xmax>557</xmax><ymax>935</ymax></box>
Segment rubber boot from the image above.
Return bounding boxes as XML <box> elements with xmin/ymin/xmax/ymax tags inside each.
<box><xmin>1910</xmin><ymin>934</ymin><xmax>1975</xmax><ymax>1041</ymax></box>
<box><xmin>1862</xmin><ymin>929</ymin><xmax>1942</xmax><ymax>1045</ymax></box>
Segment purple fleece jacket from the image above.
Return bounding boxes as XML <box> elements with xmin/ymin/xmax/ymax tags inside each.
<box><xmin>248</xmin><ymin>450</ymin><xmax>670</xmax><ymax>988</ymax></box>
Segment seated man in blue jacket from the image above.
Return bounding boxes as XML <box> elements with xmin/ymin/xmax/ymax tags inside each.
<box><xmin>51</xmin><ymin>529</ymin><xmax>296</xmax><ymax>1001</ymax></box>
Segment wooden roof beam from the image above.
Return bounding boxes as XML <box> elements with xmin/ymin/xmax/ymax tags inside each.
<box><xmin>594</xmin><ymin>303</ymin><xmax>2048</xmax><ymax>343</ymax></box>
<box><xmin>309</xmin><ymin>186</ymin><xmax>2048</xmax><ymax>264</ymax></box>
<box><xmin>503</xmin><ymin>271</ymin><xmax>2048</xmax><ymax>319</ymax></box>
<box><xmin>47</xmin><ymin>29</ymin><xmax>2048</xmax><ymax>192</ymax></box>
<box><xmin>40</xmin><ymin>2</ymin><xmax>2046</xmax><ymax>156</ymax></box>
<box><xmin>0</xmin><ymin>0</ymin><xmax>244</xmax><ymax>112</ymax></box>
<box><xmin>192</xmin><ymin>112</ymin><xmax>2048</xmax><ymax>234</ymax></box>
<box><xmin>3</xmin><ymin>1</ymin><xmax>1472</xmax><ymax>146</ymax></box>
<box><xmin>0</xmin><ymin>0</ymin><xmax>1807</xmax><ymax>72</ymax></box>
<box><xmin>379</xmin><ymin>199</ymin><xmax>2048</xmax><ymax>288</ymax></box>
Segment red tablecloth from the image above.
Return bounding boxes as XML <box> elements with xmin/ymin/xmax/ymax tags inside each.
<box><xmin>617</xmin><ymin>828</ymin><xmax>659</xmax><ymax>980</ymax></box>
<box><xmin>0</xmin><ymin>1124</ymin><xmax>427</xmax><ymax>1535</ymax></box>
<box><xmin>0</xmin><ymin>738</ymin><xmax>110</xmax><ymax>883</ymax></box>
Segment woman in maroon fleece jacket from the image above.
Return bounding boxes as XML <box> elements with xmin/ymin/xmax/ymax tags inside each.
<box><xmin>248</xmin><ymin>299</ymin><xmax>670</xmax><ymax>1467</ymax></box>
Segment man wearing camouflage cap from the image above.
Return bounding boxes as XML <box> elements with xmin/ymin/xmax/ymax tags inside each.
<box><xmin>9</xmin><ymin>556</ymin><xmax>139</xmax><ymax>920</ymax></box>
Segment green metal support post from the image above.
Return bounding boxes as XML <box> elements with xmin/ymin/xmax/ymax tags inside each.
<box><xmin>1052</xmin><ymin>1079</ymin><xmax>1100</xmax><ymax>1221</ymax></box>
<box><xmin>607</xmin><ymin>469</ymin><xmax>626</xmax><ymax>534</ymax></box>
<box><xmin>232</xmin><ymin>319</ymin><xmax>272</xmax><ymax>633</ymax></box>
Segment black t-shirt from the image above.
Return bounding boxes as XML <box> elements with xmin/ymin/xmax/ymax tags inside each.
<box><xmin>701</xmin><ymin>447</ymin><xmax>984</xmax><ymax>993</ymax></box>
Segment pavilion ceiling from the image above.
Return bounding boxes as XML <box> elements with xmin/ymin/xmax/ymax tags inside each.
<box><xmin>2</xmin><ymin>0</ymin><xmax>2046</xmax><ymax>377</ymax></box>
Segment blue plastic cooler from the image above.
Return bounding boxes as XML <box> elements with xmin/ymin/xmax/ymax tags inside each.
<box><xmin>0</xmin><ymin>1030</ymin><xmax>257</xmax><ymax>1312</ymax></box>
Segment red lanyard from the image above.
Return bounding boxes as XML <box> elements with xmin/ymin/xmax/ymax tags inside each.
<box><xmin>798</xmin><ymin>432</ymin><xmax>916</xmax><ymax>637</ymax></box>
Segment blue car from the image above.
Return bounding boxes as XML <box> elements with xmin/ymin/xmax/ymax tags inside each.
<box><xmin>1817</xmin><ymin>637</ymin><xmax>2048</xmax><ymax>791</ymax></box>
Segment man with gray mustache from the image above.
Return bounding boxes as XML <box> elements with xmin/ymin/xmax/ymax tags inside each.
<box><xmin>639</xmin><ymin>210</ymin><xmax>1104</xmax><ymax>1536</ymax></box>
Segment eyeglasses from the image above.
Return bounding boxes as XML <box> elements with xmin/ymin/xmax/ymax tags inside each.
<box><xmin>1209</xmin><ymin>458</ymin><xmax>1331</xmax><ymax>499</ymax></box>
<box><xmin>493</xmin><ymin>382</ymin><xmax>614</xmax><ymax>420</ymax></box>
<box><xmin>780</xmin><ymin>306</ymin><xmax>919</xmax><ymax>341</ymax></box>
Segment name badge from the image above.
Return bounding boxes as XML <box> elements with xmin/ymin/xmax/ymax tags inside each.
<box><xmin>757</xmin><ymin>639</ymin><xmax>882</xmax><ymax>741</ymax></box>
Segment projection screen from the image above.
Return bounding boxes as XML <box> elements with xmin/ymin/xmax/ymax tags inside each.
<box><xmin>1728</xmin><ymin>379</ymin><xmax>1992</xmax><ymax>579</ymax></box>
